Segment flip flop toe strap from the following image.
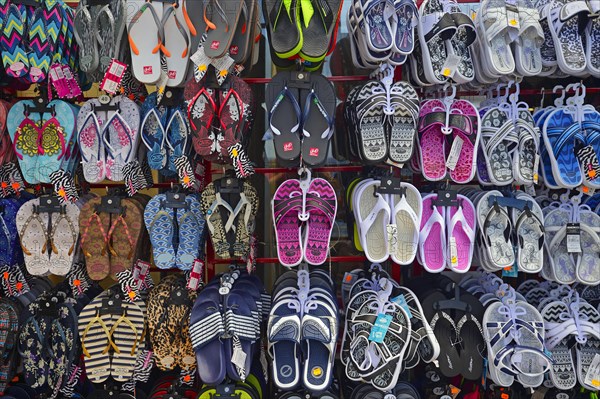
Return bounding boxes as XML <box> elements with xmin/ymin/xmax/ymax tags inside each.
<box><xmin>81</xmin><ymin>314</ymin><xmax>118</xmax><ymax>357</ymax></box>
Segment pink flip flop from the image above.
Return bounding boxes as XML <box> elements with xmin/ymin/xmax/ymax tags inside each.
<box><xmin>419</xmin><ymin>194</ymin><xmax>446</xmax><ymax>273</ymax></box>
<box><xmin>445</xmin><ymin>194</ymin><xmax>476</xmax><ymax>273</ymax></box>
<box><xmin>304</xmin><ymin>178</ymin><xmax>337</xmax><ymax>266</ymax></box>
<box><xmin>448</xmin><ymin>100</ymin><xmax>480</xmax><ymax>184</ymax></box>
<box><xmin>272</xmin><ymin>179</ymin><xmax>304</xmax><ymax>267</ymax></box>
<box><xmin>418</xmin><ymin>100</ymin><xmax>447</xmax><ymax>181</ymax></box>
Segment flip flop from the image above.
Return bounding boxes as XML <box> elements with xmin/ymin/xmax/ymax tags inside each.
<box><xmin>541</xmin><ymin>300</ymin><xmax>577</xmax><ymax>390</ymax></box>
<box><xmin>263</xmin><ymin>0</ymin><xmax>302</xmax><ymax>58</ymax></box>
<box><xmin>79</xmin><ymin>197</ymin><xmax>111</xmax><ymax>280</ymax></box>
<box><xmin>268</xmin><ymin>82</ymin><xmax>302</xmax><ymax>164</ymax></box>
<box><xmin>175</xmin><ymin>195</ymin><xmax>205</xmax><ymax>271</ymax></box>
<box><xmin>26</xmin><ymin>7</ymin><xmax>51</xmax><ymax>83</ymax></box>
<box><xmin>389</xmin><ymin>182</ymin><xmax>421</xmax><ymax>265</ymax></box>
<box><xmin>272</xmin><ymin>179</ymin><xmax>303</xmax><ymax>268</ymax></box>
<box><xmin>304</xmin><ymin>178</ymin><xmax>337</xmax><ymax>265</ymax></box>
<box><xmin>445</xmin><ymin>194</ymin><xmax>476</xmax><ymax>273</ymax></box>
<box><xmin>480</xmin><ymin>107</ymin><xmax>518</xmax><ymax>186</ymax></box>
<box><xmin>301</xmin><ymin>75</ymin><xmax>336</xmax><ymax>167</ymax></box>
<box><xmin>7</xmin><ymin>100</ymin><xmax>41</xmax><ymax>184</ymax></box>
<box><xmin>48</xmin><ymin>202</ymin><xmax>79</xmax><ymax>275</ymax></box>
<box><xmin>476</xmin><ymin>191</ymin><xmax>514</xmax><ymax>271</ymax></box>
<box><xmin>37</xmin><ymin>100</ymin><xmax>73</xmax><ymax>184</ymax></box>
<box><xmin>419</xmin><ymin>194</ymin><xmax>446</xmax><ymax>273</ymax></box>
<box><xmin>203</xmin><ymin>0</ymin><xmax>244</xmax><ymax>58</ymax></box>
<box><xmin>103</xmin><ymin>97</ymin><xmax>140</xmax><ymax>182</ymax></box>
<box><xmin>353</xmin><ymin>179</ymin><xmax>390</xmax><ymax>263</ymax></box>
<box><xmin>143</xmin><ymin>194</ymin><xmax>176</xmax><ymax>269</ymax></box>
<box><xmin>108</xmin><ymin>198</ymin><xmax>144</xmax><ymax>277</ymax></box>
<box><xmin>16</xmin><ymin>198</ymin><xmax>51</xmax><ymax>276</ymax></box>
<box><xmin>447</xmin><ymin>99</ymin><xmax>480</xmax><ymax>184</ymax></box>
<box><xmin>127</xmin><ymin>0</ymin><xmax>163</xmax><ymax>84</ymax></box>
<box><xmin>140</xmin><ymin>93</ymin><xmax>168</xmax><ymax>171</ymax></box>
<box><xmin>162</xmin><ymin>0</ymin><xmax>192</xmax><ymax>87</ymax></box>
<box><xmin>184</xmin><ymin>78</ymin><xmax>220</xmax><ymax>161</ymax></box>
<box><xmin>73</xmin><ymin>4</ymin><xmax>99</xmax><ymax>73</ymax></box>
<box><xmin>110</xmin><ymin>301</ymin><xmax>144</xmax><ymax>381</ymax></box>
<box><xmin>388</xmin><ymin>81</ymin><xmax>419</xmax><ymax>165</ymax></box>
<box><xmin>0</xmin><ymin>4</ymin><xmax>28</xmax><ymax>79</ymax></box>
<box><xmin>393</xmin><ymin>0</ymin><xmax>417</xmax><ymax>55</ymax></box>
<box><xmin>512</xmin><ymin>192</ymin><xmax>544</xmax><ymax>273</ymax></box>
<box><xmin>418</xmin><ymin>100</ymin><xmax>446</xmax><ymax>181</ymax></box>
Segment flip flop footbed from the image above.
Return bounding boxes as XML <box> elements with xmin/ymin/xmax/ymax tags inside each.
<box><xmin>16</xmin><ymin>199</ymin><xmax>51</xmax><ymax>275</ymax></box>
<box><xmin>272</xmin><ymin>179</ymin><xmax>303</xmax><ymax>267</ymax></box>
<box><xmin>354</xmin><ymin>180</ymin><xmax>389</xmax><ymax>263</ymax></box>
<box><xmin>390</xmin><ymin>183</ymin><xmax>421</xmax><ymax>265</ymax></box>
<box><xmin>305</xmin><ymin>178</ymin><xmax>337</xmax><ymax>265</ymax></box>
<box><xmin>419</xmin><ymin>100</ymin><xmax>446</xmax><ymax>180</ymax></box>
<box><xmin>109</xmin><ymin>199</ymin><xmax>144</xmax><ymax>276</ymax></box>
<box><xmin>79</xmin><ymin>198</ymin><xmax>111</xmax><ymax>280</ymax></box>
<box><xmin>48</xmin><ymin>203</ymin><xmax>80</xmax><ymax>275</ymax></box>
<box><xmin>126</xmin><ymin>0</ymin><xmax>163</xmax><ymax>83</ymax></box>
<box><xmin>476</xmin><ymin>191</ymin><xmax>514</xmax><ymax>270</ymax></box>
<box><xmin>144</xmin><ymin>194</ymin><xmax>176</xmax><ymax>269</ymax></box>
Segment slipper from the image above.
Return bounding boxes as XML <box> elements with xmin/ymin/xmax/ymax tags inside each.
<box><xmin>354</xmin><ymin>0</ymin><xmax>395</xmax><ymax>53</ymax></box>
<box><xmin>190</xmin><ymin>294</ymin><xmax>226</xmax><ymax>384</ymax></box>
<box><xmin>140</xmin><ymin>93</ymin><xmax>168</xmax><ymax>170</ymax></box>
<box><xmin>480</xmin><ymin>107</ymin><xmax>518</xmax><ymax>186</ymax></box>
<box><xmin>576</xmin><ymin>222</ymin><xmax>600</xmax><ymax>285</ymax></box>
<box><xmin>0</xmin><ymin>4</ymin><xmax>28</xmax><ymax>79</ymax></box>
<box><xmin>48</xmin><ymin>202</ymin><xmax>79</xmax><ymax>275</ymax></box>
<box><xmin>542</xmin><ymin>108</ymin><xmax>584</xmax><ymax>188</ymax></box>
<box><xmin>419</xmin><ymin>194</ymin><xmax>446</xmax><ymax>273</ymax></box>
<box><xmin>108</xmin><ymin>198</ymin><xmax>144</xmax><ymax>276</ymax></box>
<box><xmin>389</xmin><ymin>182</ymin><xmax>421</xmax><ymax>265</ymax></box>
<box><xmin>37</xmin><ymin>100</ymin><xmax>73</xmax><ymax>184</ymax></box>
<box><xmin>417</xmin><ymin>0</ymin><xmax>456</xmax><ymax>84</ymax></box>
<box><xmin>262</xmin><ymin>0</ymin><xmax>302</xmax><ymax>58</ymax></box>
<box><xmin>388</xmin><ymin>81</ymin><xmax>419</xmax><ymax>165</ymax></box>
<box><xmin>547</xmin><ymin>0</ymin><xmax>588</xmax><ymax>75</ymax></box>
<box><xmin>304</xmin><ymin>178</ymin><xmax>337</xmax><ymax>265</ymax></box>
<box><xmin>455</xmin><ymin>293</ymin><xmax>486</xmax><ymax>380</ymax></box>
<box><xmin>110</xmin><ymin>301</ymin><xmax>144</xmax><ymax>381</ymax></box>
<box><xmin>272</xmin><ymin>179</ymin><xmax>303</xmax><ymax>267</ymax></box>
<box><xmin>586</xmin><ymin>0</ymin><xmax>600</xmax><ymax>76</ymax></box>
<box><xmin>298</xmin><ymin>0</ymin><xmax>341</xmax><ymax>63</ymax></box>
<box><xmin>269</xmin><ymin>84</ymin><xmax>302</xmax><ymax>165</ymax></box>
<box><xmin>482</xmin><ymin>300</ymin><xmax>517</xmax><ymax>387</ymax></box>
<box><xmin>446</xmin><ymin>4</ymin><xmax>476</xmax><ymax>84</ymax></box>
<box><xmin>26</xmin><ymin>7</ymin><xmax>51</xmax><ymax>83</ymax></box>
<box><xmin>393</xmin><ymin>0</ymin><xmax>417</xmax><ymax>55</ymax></box>
<box><xmin>77</xmin><ymin>101</ymin><xmax>106</xmax><ymax>183</ymax></box>
<box><xmin>301</xmin><ymin>76</ymin><xmax>336</xmax><ymax>167</ymax></box>
<box><xmin>144</xmin><ymin>194</ymin><xmax>176</xmax><ymax>269</ymax></box>
<box><xmin>224</xmin><ymin>292</ymin><xmax>258</xmax><ymax>381</ymax></box>
<box><xmin>78</xmin><ymin>294</ymin><xmax>115</xmax><ymax>384</ymax></box>
<box><xmin>512</xmin><ymin>193</ymin><xmax>544</xmax><ymax>273</ymax></box>
<box><xmin>477</xmin><ymin>0</ymin><xmax>518</xmax><ymax>76</ymax></box>
<box><xmin>355</xmin><ymin>81</ymin><xmax>388</xmax><ymax>164</ymax></box>
<box><xmin>476</xmin><ymin>191</ymin><xmax>514</xmax><ymax>271</ymax></box>
<box><xmin>446</xmin><ymin>194</ymin><xmax>476</xmax><ymax>273</ymax></box>
<box><xmin>127</xmin><ymin>0</ymin><xmax>163</xmax><ymax>84</ymax></box>
<box><xmin>74</xmin><ymin>4</ymin><xmax>98</xmax><ymax>73</ymax></box>
<box><xmin>203</xmin><ymin>0</ymin><xmax>244</xmax><ymax>58</ymax></box>
<box><xmin>79</xmin><ymin>197</ymin><xmax>111</xmax><ymax>280</ymax></box>
<box><xmin>7</xmin><ymin>100</ymin><xmax>41</xmax><ymax>184</ymax></box>
<box><xmin>514</xmin><ymin>0</ymin><xmax>543</xmax><ymax>76</ymax></box>
<box><xmin>447</xmin><ymin>99</ymin><xmax>480</xmax><ymax>184</ymax></box>
<box><xmin>175</xmin><ymin>195</ymin><xmax>205</xmax><ymax>271</ymax></box>
<box><xmin>103</xmin><ymin>97</ymin><xmax>140</xmax><ymax>182</ymax></box>
<box><xmin>16</xmin><ymin>199</ymin><xmax>51</xmax><ymax>276</ymax></box>
<box><xmin>543</xmin><ymin>207</ymin><xmax>576</xmax><ymax>284</ymax></box>
<box><xmin>228</xmin><ymin>0</ymin><xmax>256</xmax><ymax>64</ymax></box>
<box><xmin>217</xmin><ymin>76</ymin><xmax>254</xmax><ymax>165</ymax></box>
<box><xmin>541</xmin><ymin>300</ymin><xmax>577</xmax><ymax>390</ymax></box>
<box><xmin>162</xmin><ymin>0</ymin><xmax>192</xmax><ymax>87</ymax></box>
<box><xmin>513</xmin><ymin>109</ymin><xmax>540</xmax><ymax>186</ymax></box>
<box><xmin>184</xmin><ymin>78</ymin><xmax>220</xmax><ymax>161</ymax></box>
<box><xmin>418</xmin><ymin>100</ymin><xmax>446</xmax><ymax>181</ymax></box>
<box><xmin>353</xmin><ymin>179</ymin><xmax>390</xmax><ymax>263</ymax></box>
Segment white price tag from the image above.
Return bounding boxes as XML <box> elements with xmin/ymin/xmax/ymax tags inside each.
<box><xmin>449</xmin><ymin>237</ymin><xmax>458</xmax><ymax>267</ymax></box>
<box><xmin>584</xmin><ymin>354</ymin><xmax>600</xmax><ymax>388</ymax></box>
<box><xmin>533</xmin><ymin>154</ymin><xmax>540</xmax><ymax>184</ymax></box>
<box><xmin>566</xmin><ymin>224</ymin><xmax>582</xmax><ymax>253</ymax></box>
<box><xmin>446</xmin><ymin>136</ymin><xmax>464</xmax><ymax>171</ymax></box>
<box><xmin>387</xmin><ymin>224</ymin><xmax>398</xmax><ymax>254</ymax></box>
<box><xmin>231</xmin><ymin>347</ymin><xmax>247</xmax><ymax>370</ymax></box>
<box><xmin>441</xmin><ymin>54</ymin><xmax>462</xmax><ymax>78</ymax></box>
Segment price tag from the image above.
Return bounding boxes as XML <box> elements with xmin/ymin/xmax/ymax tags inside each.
<box><xmin>566</xmin><ymin>223</ymin><xmax>582</xmax><ymax>253</ymax></box>
<box><xmin>369</xmin><ymin>313</ymin><xmax>393</xmax><ymax>343</ymax></box>
<box><xmin>391</xmin><ymin>294</ymin><xmax>413</xmax><ymax>318</ymax></box>
<box><xmin>387</xmin><ymin>224</ymin><xmax>397</xmax><ymax>254</ymax></box>
<box><xmin>446</xmin><ymin>136</ymin><xmax>464</xmax><ymax>170</ymax></box>
<box><xmin>584</xmin><ymin>354</ymin><xmax>600</xmax><ymax>388</ymax></box>
<box><xmin>502</xmin><ymin>262</ymin><xmax>518</xmax><ymax>278</ymax></box>
<box><xmin>231</xmin><ymin>347</ymin><xmax>247</xmax><ymax>370</ymax></box>
<box><xmin>449</xmin><ymin>237</ymin><xmax>458</xmax><ymax>267</ymax></box>
<box><xmin>187</xmin><ymin>259</ymin><xmax>204</xmax><ymax>291</ymax></box>
<box><xmin>441</xmin><ymin>54</ymin><xmax>462</xmax><ymax>78</ymax></box>
<box><xmin>99</xmin><ymin>59</ymin><xmax>127</xmax><ymax>94</ymax></box>
<box><xmin>533</xmin><ymin>154</ymin><xmax>540</xmax><ymax>184</ymax></box>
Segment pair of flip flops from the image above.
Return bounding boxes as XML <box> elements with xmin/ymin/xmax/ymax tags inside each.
<box><xmin>347</xmin><ymin>0</ymin><xmax>417</xmax><ymax>68</ymax></box>
<box><xmin>143</xmin><ymin>192</ymin><xmax>205</xmax><ymax>270</ymax></box>
<box><xmin>7</xmin><ymin>99</ymin><xmax>76</xmax><ymax>185</ymax></box>
<box><xmin>184</xmin><ymin>75</ymin><xmax>255</xmax><ymax>173</ymax></box>
<box><xmin>16</xmin><ymin>196</ymin><xmax>80</xmax><ymax>276</ymax></box>
<box><xmin>417</xmin><ymin>192</ymin><xmax>476</xmax><ymax>274</ymax></box>
<box><xmin>140</xmin><ymin>92</ymin><xmax>190</xmax><ymax>178</ymax></box>
<box><xmin>201</xmin><ymin>177</ymin><xmax>259</xmax><ymax>259</ymax></box>
<box><xmin>268</xmin><ymin>269</ymin><xmax>338</xmax><ymax>393</ymax></box>
<box><xmin>410</xmin><ymin>0</ymin><xmax>476</xmax><ymax>85</ymax></box>
<box><xmin>263</xmin><ymin>0</ymin><xmax>342</xmax><ymax>67</ymax></box>
<box><xmin>74</xmin><ymin>0</ymin><xmax>127</xmax><ymax>77</ymax></box>
<box><xmin>351</xmin><ymin>179</ymin><xmax>421</xmax><ymax>265</ymax></box>
<box><xmin>79</xmin><ymin>195</ymin><xmax>148</xmax><ymax>280</ymax></box>
<box><xmin>147</xmin><ymin>275</ymin><xmax>198</xmax><ymax>372</ymax></box>
<box><xmin>267</xmin><ymin>71</ymin><xmax>336</xmax><ymax>167</ymax></box>
<box><xmin>543</xmin><ymin>200</ymin><xmax>600</xmax><ymax>286</ymax></box>
<box><xmin>408</xmin><ymin>274</ymin><xmax>487</xmax><ymax>381</ymax></box>
<box><xmin>126</xmin><ymin>0</ymin><xmax>194</xmax><ymax>85</ymax></box>
<box><xmin>192</xmin><ymin>270</ymin><xmax>267</xmax><ymax>385</ymax></box>
<box><xmin>344</xmin><ymin>80</ymin><xmax>419</xmax><ymax>166</ymax></box>
<box><xmin>342</xmin><ymin>275</ymin><xmax>439</xmax><ymax>391</ymax></box>
<box><xmin>79</xmin><ymin>287</ymin><xmax>146</xmax><ymax>384</ymax></box>
<box><xmin>77</xmin><ymin>96</ymin><xmax>141</xmax><ymax>183</ymax></box>
<box><xmin>272</xmin><ymin>176</ymin><xmax>337</xmax><ymax>267</ymax></box>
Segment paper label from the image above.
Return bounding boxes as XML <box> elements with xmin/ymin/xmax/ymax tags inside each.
<box><xmin>369</xmin><ymin>313</ymin><xmax>393</xmax><ymax>343</ymax></box>
<box><xmin>533</xmin><ymin>154</ymin><xmax>540</xmax><ymax>184</ymax></box>
<box><xmin>133</xmin><ymin>260</ymin><xmax>151</xmax><ymax>289</ymax></box>
<box><xmin>190</xmin><ymin>47</ymin><xmax>211</xmax><ymax>82</ymax></box>
<box><xmin>584</xmin><ymin>354</ymin><xmax>600</xmax><ymax>388</ymax></box>
<box><xmin>441</xmin><ymin>54</ymin><xmax>462</xmax><ymax>78</ymax></box>
<box><xmin>99</xmin><ymin>59</ymin><xmax>127</xmax><ymax>94</ymax></box>
<box><xmin>446</xmin><ymin>136</ymin><xmax>464</xmax><ymax>170</ymax></box>
<box><xmin>231</xmin><ymin>347</ymin><xmax>247</xmax><ymax>370</ymax></box>
<box><xmin>186</xmin><ymin>259</ymin><xmax>204</xmax><ymax>291</ymax></box>
<box><xmin>387</xmin><ymin>224</ymin><xmax>397</xmax><ymax>254</ymax></box>
<box><xmin>155</xmin><ymin>69</ymin><xmax>169</xmax><ymax>104</ymax></box>
<box><xmin>502</xmin><ymin>262</ymin><xmax>519</xmax><ymax>278</ymax></box>
<box><xmin>449</xmin><ymin>237</ymin><xmax>458</xmax><ymax>267</ymax></box>
<box><xmin>566</xmin><ymin>223</ymin><xmax>582</xmax><ymax>253</ymax></box>
<box><xmin>391</xmin><ymin>294</ymin><xmax>413</xmax><ymax>318</ymax></box>
<box><xmin>579</xmin><ymin>185</ymin><xmax>596</xmax><ymax>196</ymax></box>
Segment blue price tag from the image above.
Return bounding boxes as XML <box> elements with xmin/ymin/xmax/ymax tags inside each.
<box><xmin>369</xmin><ymin>313</ymin><xmax>393</xmax><ymax>343</ymax></box>
<box><xmin>391</xmin><ymin>294</ymin><xmax>413</xmax><ymax>319</ymax></box>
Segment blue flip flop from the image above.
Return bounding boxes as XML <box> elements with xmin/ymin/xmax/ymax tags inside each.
<box><xmin>37</xmin><ymin>100</ymin><xmax>75</xmax><ymax>183</ymax></box>
<box><xmin>174</xmin><ymin>196</ymin><xmax>203</xmax><ymax>270</ymax></box>
<box><xmin>191</xmin><ymin>293</ymin><xmax>226</xmax><ymax>385</ymax></box>
<box><xmin>542</xmin><ymin>109</ymin><xmax>585</xmax><ymax>188</ymax></box>
<box><xmin>140</xmin><ymin>93</ymin><xmax>168</xmax><ymax>171</ymax></box>
<box><xmin>165</xmin><ymin>109</ymin><xmax>189</xmax><ymax>176</ymax></box>
<box><xmin>143</xmin><ymin>194</ymin><xmax>176</xmax><ymax>269</ymax></box>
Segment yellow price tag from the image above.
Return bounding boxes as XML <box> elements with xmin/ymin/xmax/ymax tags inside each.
<box><xmin>128</xmin><ymin>291</ymin><xmax>136</xmax><ymax>300</ymax></box>
<box><xmin>471</xmin><ymin>11</ymin><xmax>476</xmax><ymax>20</ymax></box>
<box><xmin>510</xmin><ymin>19</ymin><xmax>517</xmax><ymax>26</ymax></box>
<box><xmin>442</xmin><ymin>68</ymin><xmax>451</xmax><ymax>77</ymax></box>
<box><xmin>451</xmin><ymin>256</ymin><xmax>457</xmax><ymax>264</ymax></box>
<box><xmin>592</xmin><ymin>379</ymin><xmax>600</xmax><ymax>387</ymax></box>
<box><xmin>197</xmin><ymin>64</ymin><xmax>207</xmax><ymax>72</ymax></box>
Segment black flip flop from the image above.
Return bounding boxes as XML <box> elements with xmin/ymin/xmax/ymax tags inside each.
<box><xmin>301</xmin><ymin>73</ymin><xmax>336</xmax><ymax>166</ymax></box>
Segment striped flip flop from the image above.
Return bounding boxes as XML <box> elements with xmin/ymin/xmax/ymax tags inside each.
<box><xmin>110</xmin><ymin>300</ymin><xmax>144</xmax><ymax>382</ymax></box>
<box><xmin>27</xmin><ymin>7</ymin><xmax>51</xmax><ymax>83</ymax></box>
<box><xmin>0</xmin><ymin>4</ymin><xmax>28</xmax><ymax>79</ymax></box>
